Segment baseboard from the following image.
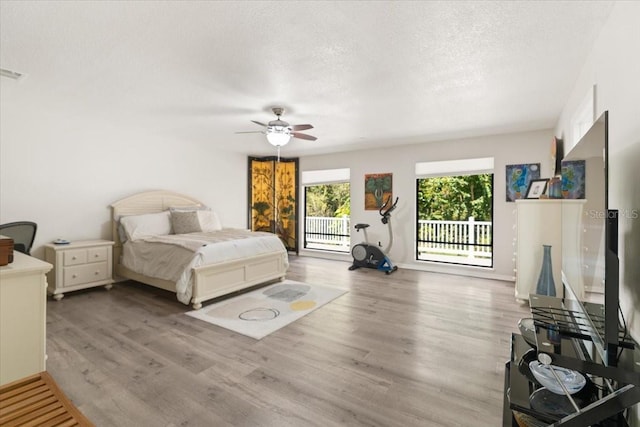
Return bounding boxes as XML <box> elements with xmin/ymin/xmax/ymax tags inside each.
<box><xmin>298</xmin><ymin>249</ymin><xmax>352</xmax><ymax>263</ymax></box>
<box><xmin>297</xmin><ymin>251</ymin><xmax>514</xmax><ymax>282</ymax></box>
<box><xmin>396</xmin><ymin>261</ymin><xmax>515</xmax><ymax>282</ymax></box>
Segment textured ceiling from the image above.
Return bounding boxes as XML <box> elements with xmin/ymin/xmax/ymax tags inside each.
<box><xmin>0</xmin><ymin>1</ymin><xmax>614</xmax><ymax>156</ymax></box>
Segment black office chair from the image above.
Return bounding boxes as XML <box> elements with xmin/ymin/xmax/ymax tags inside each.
<box><xmin>0</xmin><ymin>221</ymin><xmax>37</xmax><ymax>255</ymax></box>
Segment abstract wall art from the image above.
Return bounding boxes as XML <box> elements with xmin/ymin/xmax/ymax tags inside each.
<box><xmin>505</xmin><ymin>163</ymin><xmax>541</xmax><ymax>202</ymax></box>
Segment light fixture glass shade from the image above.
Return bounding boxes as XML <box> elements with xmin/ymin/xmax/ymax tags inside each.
<box><xmin>266</xmin><ymin>127</ymin><xmax>291</xmax><ymax>147</ymax></box>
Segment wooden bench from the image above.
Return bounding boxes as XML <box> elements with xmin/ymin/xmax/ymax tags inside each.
<box><xmin>0</xmin><ymin>371</ymin><xmax>94</xmax><ymax>426</ymax></box>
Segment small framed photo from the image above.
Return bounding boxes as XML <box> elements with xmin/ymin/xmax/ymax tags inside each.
<box><xmin>525</xmin><ymin>179</ymin><xmax>549</xmax><ymax>199</ymax></box>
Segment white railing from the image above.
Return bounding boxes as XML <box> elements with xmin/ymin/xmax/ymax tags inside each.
<box><xmin>305</xmin><ymin>216</ymin><xmax>351</xmax><ymax>252</ymax></box>
<box><xmin>304</xmin><ymin>216</ymin><xmax>493</xmax><ymax>265</ymax></box>
<box><xmin>417</xmin><ymin>217</ymin><xmax>492</xmax><ymax>265</ymax></box>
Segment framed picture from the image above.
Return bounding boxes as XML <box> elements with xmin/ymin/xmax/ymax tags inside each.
<box><xmin>364</xmin><ymin>173</ymin><xmax>392</xmax><ymax>210</ymax></box>
<box><xmin>525</xmin><ymin>179</ymin><xmax>549</xmax><ymax>199</ymax></box>
<box><xmin>505</xmin><ymin>163</ymin><xmax>541</xmax><ymax>202</ymax></box>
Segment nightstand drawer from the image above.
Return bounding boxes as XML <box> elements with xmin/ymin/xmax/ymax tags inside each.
<box><xmin>63</xmin><ymin>262</ymin><xmax>108</xmax><ymax>287</ymax></box>
<box><xmin>87</xmin><ymin>246</ymin><xmax>108</xmax><ymax>262</ymax></box>
<box><xmin>64</xmin><ymin>249</ymin><xmax>87</xmax><ymax>266</ymax></box>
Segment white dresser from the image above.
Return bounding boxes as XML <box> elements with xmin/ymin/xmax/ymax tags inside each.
<box><xmin>45</xmin><ymin>239</ymin><xmax>114</xmax><ymax>300</ymax></box>
<box><xmin>0</xmin><ymin>251</ymin><xmax>52</xmax><ymax>385</ymax></box>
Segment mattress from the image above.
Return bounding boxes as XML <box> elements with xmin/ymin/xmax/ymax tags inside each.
<box><xmin>122</xmin><ymin>229</ymin><xmax>288</xmax><ymax>303</ymax></box>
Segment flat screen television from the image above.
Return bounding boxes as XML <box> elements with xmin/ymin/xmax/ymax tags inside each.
<box><xmin>561</xmin><ymin>110</ymin><xmax>627</xmax><ymax>367</ymax></box>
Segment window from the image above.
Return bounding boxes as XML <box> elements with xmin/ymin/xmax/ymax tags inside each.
<box><xmin>415</xmin><ymin>158</ymin><xmax>494</xmax><ymax>267</ymax></box>
<box><xmin>302</xmin><ymin>169</ymin><xmax>350</xmax><ymax>253</ymax></box>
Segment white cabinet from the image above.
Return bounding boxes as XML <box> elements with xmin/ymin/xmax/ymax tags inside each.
<box><xmin>0</xmin><ymin>252</ymin><xmax>52</xmax><ymax>385</ymax></box>
<box><xmin>514</xmin><ymin>200</ymin><xmax>563</xmax><ymax>301</ymax></box>
<box><xmin>45</xmin><ymin>240</ymin><xmax>114</xmax><ymax>300</ymax></box>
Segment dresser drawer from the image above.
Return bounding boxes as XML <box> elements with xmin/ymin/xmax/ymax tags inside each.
<box><xmin>64</xmin><ymin>249</ymin><xmax>87</xmax><ymax>266</ymax></box>
<box><xmin>63</xmin><ymin>262</ymin><xmax>108</xmax><ymax>287</ymax></box>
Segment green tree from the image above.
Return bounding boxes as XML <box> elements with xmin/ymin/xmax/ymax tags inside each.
<box><xmin>417</xmin><ymin>174</ymin><xmax>492</xmax><ymax>221</ymax></box>
<box><xmin>306</xmin><ymin>183</ymin><xmax>350</xmax><ymax>217</ymax></box>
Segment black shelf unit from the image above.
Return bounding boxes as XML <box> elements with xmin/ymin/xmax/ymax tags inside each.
<box><xmin>503</xmin><ymin>296</ymin><xmax>640</xmax><ymax>426</ymax></box>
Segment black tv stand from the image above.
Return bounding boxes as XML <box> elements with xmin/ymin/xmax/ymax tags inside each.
<box><xmin>503</xmin><ymin>295</ymin><xmax>640</xmax><ymax>426</ymax></box>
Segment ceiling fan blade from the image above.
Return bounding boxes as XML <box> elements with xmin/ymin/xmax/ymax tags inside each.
<box><xmin>292</xmin><ymin>132</ymin><xmax>317</xmax><ymax>141</ymax></box>
<box><xmin>291</xmin><ymin>124</ymin><xmax>313</xmax><ymax>131</ymax></box>
<box><xmin>251</xmin><ymin>120</ymin><xmax>268</xmax><ymax>127</ymax></box>
<box><xmin>235</xmin><ymin>131</ymin><xmax>264</xmax><ymax>134</ymax></box>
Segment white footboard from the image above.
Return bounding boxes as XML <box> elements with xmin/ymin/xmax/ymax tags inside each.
<box><xmin>190</xmin><ymin>251</ymin><xmax>287</xmax><ymax>309</ymax></box>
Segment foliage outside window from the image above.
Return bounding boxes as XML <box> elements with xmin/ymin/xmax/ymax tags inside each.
<box><xmin>306</xmin><ymin>183</ymin><xmax>350</xmax><ymax>217</ymax></box>
<box><xmin>304</xmin><ymin>183</ymin><xmax>350</xmax><ymax>252</ymax></box>
<box><xmin>417</xmin><ymin>174</ymin><xmax>493</xmax><ymax>267</ymax></box>
<box><xmin>417</xmin><ymin>175</ymin><xmax>492</xmax><ymax>221</ymax></box>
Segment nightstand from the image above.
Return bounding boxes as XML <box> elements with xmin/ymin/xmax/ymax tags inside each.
<box><xmin>45</xmin><ymin>240</ymin><xmax>114</xmax><ymax>300</ymax></box>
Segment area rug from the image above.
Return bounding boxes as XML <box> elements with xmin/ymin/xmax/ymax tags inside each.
<box><xmin>186</xmin><ymin>280</ymin><xmax>347</xmax><ymax>339</ymax></box>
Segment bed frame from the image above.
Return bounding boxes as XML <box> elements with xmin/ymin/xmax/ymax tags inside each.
<box><xmin>110</xmin><ymin>190</ymin><xmax>287</xmax><ymax>309</ymax></box>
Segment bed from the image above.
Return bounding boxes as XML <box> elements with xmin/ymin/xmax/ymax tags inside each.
<box><xmin>110</xmin><ymin>190</ymin><xmax>288</xmax><ymax>309</ymax></box>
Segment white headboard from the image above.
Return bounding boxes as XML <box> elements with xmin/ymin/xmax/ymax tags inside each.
<box><xmin>110</xmin><ymin>190</ymin><xmax>205</xmax><ymax>267</ymax></box>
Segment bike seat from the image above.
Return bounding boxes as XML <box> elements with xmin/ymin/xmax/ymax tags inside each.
<box><xmin>354</xmin><ymin>223</ymin><xmax>370</xmax><ymax>230</ymax></box>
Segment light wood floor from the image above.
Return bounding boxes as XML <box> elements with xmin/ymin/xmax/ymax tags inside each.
<box><xmin>45</xmin><ymin>256</ymin><xmax>529</xmax><ymax>427</ymax></box>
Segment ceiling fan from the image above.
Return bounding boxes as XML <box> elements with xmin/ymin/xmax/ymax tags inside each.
<box><xmin>237</xmin><ymin>107</ymin><xmax>317</xmax><ymax>148</ymax></box>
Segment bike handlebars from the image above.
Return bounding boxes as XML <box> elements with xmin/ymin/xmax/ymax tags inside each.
<box><xmin>379</xmin><ymin>195</ymin><xmax>399</xmax><ymax>216</ymax></box>
<box><xmin>379</xmin><ymin>196</ymin><xmax>399</xmax><ymax>224</ymax></box>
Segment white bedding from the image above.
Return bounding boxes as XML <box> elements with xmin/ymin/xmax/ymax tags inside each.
<box><xmin>122</xmin><ymin>229</ymin><xmax>288</xmax><ymax>304</ymax></box>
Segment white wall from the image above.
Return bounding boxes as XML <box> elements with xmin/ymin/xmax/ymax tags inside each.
<box><xmin>300</xmin><ymin>128</ymin><xmax>554</xmax><ymax>280</ymax></box>
<box><xmin>556</xmin><ymin>0</ymin><xmax>640</xmax><ymax>336</ymax></box>
<box><xmin>554</xmin><ymin>2</ymin><xmax>640</xmax><ymax>423</ymax></box>
<box><xmin>0</xmin><ymin>80</ymin><xmax>248</xmax><ymax>259</ymax></box>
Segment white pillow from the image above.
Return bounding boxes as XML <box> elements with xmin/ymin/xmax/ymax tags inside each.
<box><xmin>120</xmin><ymin>211</ymin><xmax>172</xmax><ymax>241</ymax></box>
<box><xmin>198</xmin><ymin>210</ymin><xmax>222</xmax><ymax>232</ymax></box>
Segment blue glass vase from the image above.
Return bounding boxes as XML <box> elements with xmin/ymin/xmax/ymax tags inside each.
<box><xmin>535</xmin><ymin>245</ymin><xmax>556</xmax><ymax>296</ymax></box>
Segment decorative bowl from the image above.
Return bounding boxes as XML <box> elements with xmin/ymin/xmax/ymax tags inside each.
<box><xmin>528</xmin><ymin>361</ymin><xmax>586</xmax><ymax>395</ymax></box>
<box><xmin>518</xmin><ymin>318</ymin><xmax>537</xmax><ymax>347</ymax></box>
<box><xmin>517</xmin><ymin>348</ymin><xmax>541</xmax><ymax>385</ymax></box>
<box><xmin>529</xmin><ymin>387</ymin><xmax>576</xmax><ymax>417</ymax></box>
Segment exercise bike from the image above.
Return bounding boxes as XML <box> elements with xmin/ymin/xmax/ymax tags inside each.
<box><xmin>348</xmin><ymin>196</ymin><xmax>399</xmax><ymax>274</ymax></box>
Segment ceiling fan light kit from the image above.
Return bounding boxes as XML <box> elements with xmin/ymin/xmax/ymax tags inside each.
<box><xmin>266</xmin><ymin>128</ymin><xmax>291</xmax><ymax>147</ymax></box>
